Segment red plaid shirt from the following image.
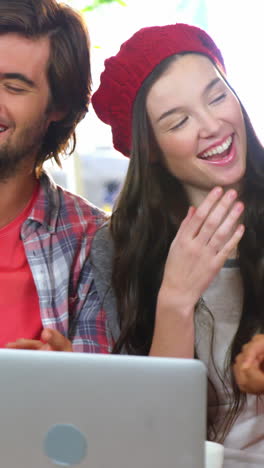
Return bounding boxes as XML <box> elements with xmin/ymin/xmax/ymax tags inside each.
<box><xmin>21</xmin><ymin>172</ymin><xmax>112</xmax><ymax>353</ymax></box>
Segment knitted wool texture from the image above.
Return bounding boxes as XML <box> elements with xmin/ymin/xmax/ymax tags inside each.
<box><xmin>92</xmin><ymin>23</ymin><xmax>225</xmax><ymax>157</ymax></box>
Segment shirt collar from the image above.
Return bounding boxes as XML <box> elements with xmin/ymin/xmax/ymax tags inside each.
<box><xmin>27</xmin><ymin>171</ymin><xmax>60</xmax><ymax>233</ymax></box>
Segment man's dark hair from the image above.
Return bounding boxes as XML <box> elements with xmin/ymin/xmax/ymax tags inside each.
<box><xmin>0</xmin><ymin>0</ymin><xmax>91</xmax><ymax>172</ymax></box>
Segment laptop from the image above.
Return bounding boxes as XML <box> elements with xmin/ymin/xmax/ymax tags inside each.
<box><xmin>0</xmin><ymin>350</ymin><xmax>207</xmax><ymax>467</ymax></box>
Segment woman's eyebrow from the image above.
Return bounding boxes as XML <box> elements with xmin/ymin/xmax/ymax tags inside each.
<box><xmin>203</xmin><ymin>77</ymin><xmax>221</xmax><ymax>96</ymax></box>
<box><xmin>156</xmin><ymin>77</ymin><xmax>222</xmax><ymax>124</ymax></box>
<box><xmin>156</xmin><ymin>105</ymin><xmax>184</xmax><ymax>124</ymax></box>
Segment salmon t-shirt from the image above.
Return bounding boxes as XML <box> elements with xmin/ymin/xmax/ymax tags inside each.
<box><xmin>0</xmin><ymin>184</ymin><xmax>42</xmax><ymax>347</ymax></box>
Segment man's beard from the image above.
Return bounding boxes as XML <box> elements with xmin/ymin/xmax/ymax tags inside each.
<box><xmin>0</xmin><ymin>118</ymin><xmax>48</xmax><ymax>182</ymax></box>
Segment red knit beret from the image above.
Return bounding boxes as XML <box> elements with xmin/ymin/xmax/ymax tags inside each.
<box><xmin>92</xmin><ymin>23</ymin><xmax>225</xmax><ymax>157</ymax></box>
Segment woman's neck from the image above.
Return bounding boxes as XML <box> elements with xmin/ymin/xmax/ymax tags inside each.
<box><xmin>184</xmin><ymin>182</ymin><xmax>243</xmax><ymax>208</ymax></box>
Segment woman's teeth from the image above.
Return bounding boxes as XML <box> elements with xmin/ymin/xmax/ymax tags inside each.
<box><xmin>200</xmin><ymin>135</ymin><xmax>233</xmax><ymax>159</ymax></box>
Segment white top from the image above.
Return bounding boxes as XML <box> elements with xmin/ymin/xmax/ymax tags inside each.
<box><xmin>196</xmin><ymin>260</ymin><xmax>264</xmax><ymax>468</ymax></box>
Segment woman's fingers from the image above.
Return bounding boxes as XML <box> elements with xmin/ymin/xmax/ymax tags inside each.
<box><xmin>234</xmin><ymin>364</ymin><xmax>264</xmax><ymax>394</ymax></box>
<box><xmin>214</xmin><ymin>224</ymin><xmax>244</xmax><ymax>264</ymax></box>
<box><xmin>181</xmin><ymin>186</ymin><xmax>223</xmax><ymax>238</ymax></box>
<box><xmin>208</xmin><ymin>201</ymin><xmax>244</xmax><ymax>252</ymax></box>
<box><xmin>197</xmin><ymin>189</ymin><xmax>239</xmax><ymax>244</ymax></box>
<box><xmin>237</xmin><ymin>335</ymin><xmax>264</xmax><ymax>368</ymax></box>
<box><xmin>179</xmin><ymin>187</ymin><xmax>244</xmax><ymax>258</ymax></box>
<box><xmin>233</xmin><ymin>336</ymin><xmax>264</xmax><ymax>394</ymax></box>
<box><xmin>180</xmin><ymin>188</ymin><xmax>241</xmax><ymax>246</ymax></box>
<box><xmin>161</xmin><ymin>186</ymin><xmax>245</xmax><ymax>310</ymax></box>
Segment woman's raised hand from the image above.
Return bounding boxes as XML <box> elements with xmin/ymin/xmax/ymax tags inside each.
<box><xmin>151</xmin><ymin>187</ymin><xmax>244</xmax><ymax>358</ymax></box>
<box><xmin>160</xmin><ymin>186</ymin><xmax>244</xmax><ymax>312</ymax></box>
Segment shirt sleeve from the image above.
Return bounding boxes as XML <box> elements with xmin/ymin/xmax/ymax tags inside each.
<box><xmin>68</xmin><ymin>259</ymin><xmax>114</xmax><ymax>354</ymax></box>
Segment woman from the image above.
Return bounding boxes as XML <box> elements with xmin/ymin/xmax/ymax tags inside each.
<box><xmin>90</xmin><ymin>23</ymin><xmax>264</xmax><ymax>467</ymax></box>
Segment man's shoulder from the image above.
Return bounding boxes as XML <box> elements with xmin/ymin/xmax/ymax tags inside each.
<box><xmin>57</xmin><ymin>185</ymin><xmax>107</xmax><ymax>226</ymax></box>
<box><xmin>37</xmin><ymin>172</ymin><xmax>107</xmax><ymax>234</ymax></box>
<box><xmin>42</xmin><ymin>173</ymin><xmax>107</xmax><ymax>227</ymax></box>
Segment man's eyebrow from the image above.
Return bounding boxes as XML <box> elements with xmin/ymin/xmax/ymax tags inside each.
<box><xmin>156</xmin><ymin>77</ymin><xmax>221</xmax><ymax>124</ymax></box>
<box><xmin>0</xmin><ymin>73</ymin><xmax>36</xmax><ymax>88</ymax></box>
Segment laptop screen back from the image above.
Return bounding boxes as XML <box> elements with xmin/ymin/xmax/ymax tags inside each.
<box><xmin>0</xmin><ymin>350</ymin><xmax>206</xmax><ymax>467</ymax></box>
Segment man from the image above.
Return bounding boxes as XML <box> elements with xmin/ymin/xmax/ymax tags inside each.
<box><xmin>0</xmin><ymin>0</ymin><xmax>109</xmax><ymax>353</ymax></box>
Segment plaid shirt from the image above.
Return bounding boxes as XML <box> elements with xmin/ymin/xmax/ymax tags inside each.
<box><xmin>21</xmin><ymin>172</ymin><xmax>112</xmax><ymax>353</ymax></box>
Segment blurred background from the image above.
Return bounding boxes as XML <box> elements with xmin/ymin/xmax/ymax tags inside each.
<box><xmin>47</xmin><ymin>0</ymin><xmax>264</xmax><ymax>211</ymax></box>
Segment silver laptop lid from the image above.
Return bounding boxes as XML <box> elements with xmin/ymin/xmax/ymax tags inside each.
<box><xmin>0</xmin><ymin>350</ymin><xmax>206</xmax><ymax>467</ymax></box>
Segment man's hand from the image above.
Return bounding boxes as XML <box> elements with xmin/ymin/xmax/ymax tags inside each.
<box><xmin>6</xmin><ymin>328</ymin><xmax>73</xmax><ymax>352</ymax></box>
<box><xmin>233</xmin><ymin>334</ymin><xmax>264</xmax><ymax>394</ymax></box>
